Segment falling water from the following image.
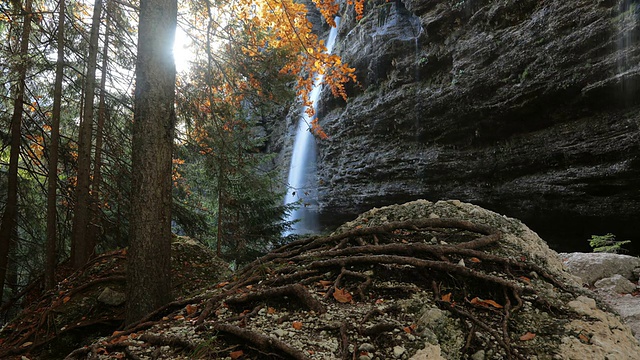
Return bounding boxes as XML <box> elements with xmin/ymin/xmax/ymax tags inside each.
<box><xmin>284</xmin><ymin>17</ymin><xmax>341</xmax><ymax>235</ymax></box>
<box><xmin>617</xmin><ymin>0</ymin><xmax>639</xmax><ymax>105</ymax></box>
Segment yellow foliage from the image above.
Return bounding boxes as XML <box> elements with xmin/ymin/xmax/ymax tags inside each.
<box><xmin>180</xmin><ymin>0</ymin><xmax>362</xmax><ymax>143</ymax></box>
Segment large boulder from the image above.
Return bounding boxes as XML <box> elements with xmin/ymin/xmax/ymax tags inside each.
<box><xmin>560</xmin><ymin>252</ymin><xmax>640</xmax><ymax>285</ymax></box>
<box><xmin>278</xmin><ymin>0</ymin><xmax>640</xmax><ymax>252</ymax></box>
<box><xmin>561</xmin><ymin>252</ymin><xmax>640</xmax><ymax>342</ymax></box>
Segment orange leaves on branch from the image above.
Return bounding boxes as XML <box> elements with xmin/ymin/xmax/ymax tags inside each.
<box><xmin>347</xmin><ymin>0</ymin><xmax>365</xmax><ymax>21</ymax></box>
<box><xmin>310</xmin><ymin>119</ymin><xmax>328</xmax><ymax>139</ymax></box>
<box><xmin>312</xmin><ymin>0</ymin><xmax>339</xmax><ymax>26</ymax></box>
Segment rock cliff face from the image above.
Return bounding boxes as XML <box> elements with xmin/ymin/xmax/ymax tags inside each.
<box><xmin>295</xmin><ymin>0</ymin><xmax>640</xmax><ymax>252</ymax></box>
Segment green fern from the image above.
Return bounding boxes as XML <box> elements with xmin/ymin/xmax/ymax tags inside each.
<box><xmin>588</xmin><ymin>233</ymin><xmax>630</xmax><ymax>253</ymax></box>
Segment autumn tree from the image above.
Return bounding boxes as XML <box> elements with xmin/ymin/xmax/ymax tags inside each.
<box><xmin>126</xmin><ymin>0</ymin><xmax>177</xmax><ymax>324</ymax></box>
<box><xmin>168</xmin><ymin>0</ymin><xmax>359</xmax><ymax>262</ymax></box>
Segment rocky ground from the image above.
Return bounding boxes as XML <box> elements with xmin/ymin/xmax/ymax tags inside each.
<box><xmin>0</xmin><ymin>200</ymin><xmax>640</xmax><ymax>360</ymax></box>
<box><xmin>0</xmin><ymin>236</ymin><xmax>231</xmax><ymax>359</ymax></box>
<box><xmin>3</xmin><ymin>200</ymin><xmax>638</xmax><ymax>360</ymax></box>
<box><xmin>560</xmin><ymin>252</ymin><xmax>640</xmax><ymax>342</ymax></box>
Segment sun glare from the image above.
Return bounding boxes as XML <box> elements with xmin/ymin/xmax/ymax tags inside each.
<box><xmin>173</xmin><ymin>27</ymin><xmax>193</xmax><ymax>73</ymax></box>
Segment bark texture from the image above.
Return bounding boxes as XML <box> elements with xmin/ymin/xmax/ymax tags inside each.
<box><xmin>126</xmin><ymin>0</ymin><xmax>177</xmax><ymax>324</ymax></box>
<box><xmin>0</xmin><ymin>0</ymin><xmax>32</xmax><ymax>300</ymax></box>
<box><xmin>45</xmin><ymin>0</ymin><xmax>66</xmax><ymax>291</ymax></box>
<box><xmin>71</xmin><ymin>0</ymin><xmax>103</xmax><ymax>268</ymax></box>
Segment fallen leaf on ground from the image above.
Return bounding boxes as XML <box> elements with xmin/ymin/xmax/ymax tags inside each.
<box><xmin>230</xmin><ymin>350</ymin><xmax>244</xmax><ymax>359</ymax></box>
<box><xmin>470</xmin><ymin>297</ymin><xmax>503</xmax><ymax>309</ymax></box>
<box><xmin>519</xmin><ymin>276</ymin><xmax>531</xmax><ymax>284</ymax></box>
<box><xmin>292</xmin><ymin>321</ymin><xmax>303</xmax><ymax>330</ymax></box>
<box><xmin>333</xmin><ymin>287</ymin><xmax>353</xmax><ymax>303</ymax></box>
<box><xmin>185</xmin><ymin>304</ymin><xmax>197</xmax><ymax>315</ymax></box>
<box><xmin>520</xmin><ymin>332</ymin><xmax>536</xmax><ymax>341</ymax></box>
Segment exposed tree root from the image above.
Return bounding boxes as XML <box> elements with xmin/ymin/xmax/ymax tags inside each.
<box><xmin>212</xmin><ymin>323</ymin><xmax>311</xmax><ymax>360</ymax></box>
<box><xmin>225</xmin><ymin>283</ymin><xmax>326</xmax><ymax>314</ymax></box>
<box><xmin>54</xmin><ymin>217</ymin><xmax>581</xmax><ymax>359</ymax></box>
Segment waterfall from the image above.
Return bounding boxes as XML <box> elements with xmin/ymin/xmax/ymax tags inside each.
<box><xmin>617</xmin><ymin>0</ymin><xmax>638</xmax><ymax>105</ymax></box>
<box><xmin>284</xmin><ymin>17</ymin><xmax>341</xmax><ymax>235</ymax></box>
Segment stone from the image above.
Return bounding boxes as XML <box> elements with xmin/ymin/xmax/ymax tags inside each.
<box><xmin>275</xmin><ymin>0</ymin><xmax>640</xmax><ymax>254</ymax></box>
<box><xmin>97</xmin><ymin>287</ymin><xmax>126</xmax><ymax>307</ymax></box>
<box><xmin>359</xmin><ymin>343</ymin><xmax>375</xmax><ymax>352</ymax></box>
<box><xmin>561</xmin><ymin>252</ymin><xmax>640</xmax><ymax>285</ymax></box>
<box><xmin>594</xmin><ymin>274</ymin><xmax>637</xmax><ymax>294</ymax></box>
<box><xmin>393</xmin><ymin>345</ymin><xmax>405</xmax><ymax>358</ymax></box>
<box><xmin>410</xmin><ymin>343</ymin><xmax>446</xmax><ymax>360</ymax></box>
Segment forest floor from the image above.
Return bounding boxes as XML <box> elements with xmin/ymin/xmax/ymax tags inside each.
<box><xmin>1</xmin><ymin>200</ymin><xmax>639</xmax><ymax>360</ymax></box>
<box><xmin>0</xmin><ymin>235</ymin><xmax>230</xmax><ymax>359</ymax></box>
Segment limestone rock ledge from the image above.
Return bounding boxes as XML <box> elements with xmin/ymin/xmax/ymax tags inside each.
<box><xmin>309</xmin><ymin>0</ymin><xmax>640</xmax><ymax>252</ymax></box>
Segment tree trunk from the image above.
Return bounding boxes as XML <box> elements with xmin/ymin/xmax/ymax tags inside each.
<box><xmin>71</xmin><ymin>0</ymin><xmax>103</xmax><ymax>269</ymax></box>
<box><xmin>45</xmin><ymin>0</ymin><xmax>66</xmax><ymax>291</ymax></box>
<box><xmin>87</xmin><ymin>1</ymin><xmax>111</xmax><ymax>250</ymax></box>
<box><xmin>0</xmin><ymin>0</ymin><xmax>32</xmax><ymax>301</ymax></box>
<box><xmin>126</xmin><ymin>0</ymin><xmax>177</xmax><ymax>324</ymax></box>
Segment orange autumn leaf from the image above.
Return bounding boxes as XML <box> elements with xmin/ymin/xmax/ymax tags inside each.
<box><xmin>519</xmin><ymin>276</ymin><xmax>531</xmax><ymax>284</ymax></box>
<box><xmin>185</xmin><ymin>304</ymin><xmax>197</xmax><ymax>316</ymax></box>
<box><xmin>318</xmin><ymin>280</ymin><xmax>333</xmax><ymax>287</ymax></box>
<box><xmin>469</xmin><ymin>257</ymin><xmax>481</xmax><ymax>263</ymax></box>
<box><xmin>520</xmin><ymin>332</ymin><xmax>536</xmax><ymax>341</ymax></box>
<box><xmin>403</xmin><ymin>326</ymin><xmax>413</xmax><ymax>334</ymax></box>
<box><xmin>333</xmin><ymin>287</ymin><xmax>353</xmax><ymax>303</ymax></box>
<box><xmin>470</xmin><ymin>297</ymin><xmax>503</xmax><ymax>309</ymax></box>
<box><xmin>216</xmin><ymin>281</ymin><xmax>230</xmax><ymax>288</ymax></box>
<box><xmin>110</xmin><ymin>335</ymin><xmax>129</xmax><ymax>344</ymax></box>
<box><xmin>441</xmin><ymin>293</ymin><xmax>452</xmax><ymax>302</ymax></box>
<box><xmin>578</xmin><ymin>332</ymin><xmax>590</xmax><ymax>343</ymax></box>
<box><xmin>230</xmin><ymin>350</ymin><xmax>244</xmax><ymax>359</ymax></box>
<box><xmin>267</xmin><ymin>307</ymin><xmax>277</xmax><ymax>314</ymax></box>
<box><xmin>292</xmin><ymin>321</ymin><xmax>303</xmax><ymax>330</ymax></box>
<box><xmin>63</xmin><ymin>296</ymin><xmax>71</xmax><ymax>303</ymax></box>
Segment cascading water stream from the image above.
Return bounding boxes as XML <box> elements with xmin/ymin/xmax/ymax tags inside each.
<box><xmin>284</xmin><ymin>17</ymin><xmax>341</xmax><ymax>235</ymax></box>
